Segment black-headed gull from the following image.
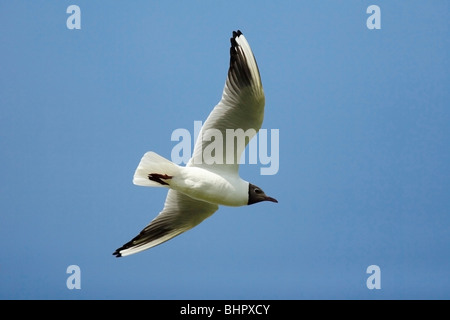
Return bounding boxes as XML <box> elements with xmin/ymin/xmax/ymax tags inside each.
<box><xmin>114</xmin><ymin>30</ymin><xmax>277</xmax><ymax>257</ymax></box>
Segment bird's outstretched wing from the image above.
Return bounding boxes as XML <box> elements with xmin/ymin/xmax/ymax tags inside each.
<box><xmin>113</xmin><ymin>190</ymin><xmax>218</xmax><ymax>257</ymax></box>
<box><xmin>189</xmin><ymin>30</ymin><xmax>265</xmax><ymax>174</ymax></box>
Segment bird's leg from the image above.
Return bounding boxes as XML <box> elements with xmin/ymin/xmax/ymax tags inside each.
<box><xmin>148</xmin><ymin>173</ymin><xmax>173</xmax><ymax>186</ymax></box>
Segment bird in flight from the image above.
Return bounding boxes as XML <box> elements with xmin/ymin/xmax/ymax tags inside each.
<box><xmin>114</xmin><ymin>30</ymin><xmax>277</xmax><ymax>257</ymax></box>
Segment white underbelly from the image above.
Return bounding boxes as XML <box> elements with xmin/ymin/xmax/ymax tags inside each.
<box><xmin>171</xmin><ymin>167</ymin><xmax>248</xmax><ymax>207</ymax></box>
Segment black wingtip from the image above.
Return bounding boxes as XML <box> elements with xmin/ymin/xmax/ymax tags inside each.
<box><xmin>232</xmin><ymin>30</ymin><xmax>243</xmax><ymax>38</ymax></box>
<box><xmin>231</xmin><ymin>30</ymin><xmax>243</xmax><ymax>45</ymax></box>
<box><xmin>230</xmin><ymin>31</ymin><xmax>238</xmax><ymax>50</ymax></box>
<box><xmin>112</xmin><ymin>250</ymin><xmax>122</xmax><ymax>258</ymax></box>
<box><xmin>228</xmin><ymin>29</ymin><xmax>255</xmax><ymax>90</ymax></box>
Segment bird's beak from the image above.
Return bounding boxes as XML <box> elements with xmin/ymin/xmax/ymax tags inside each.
<box><xmin>264</xmin><ymin>196</ymin><xmax>278</xmax><ymax>203</ymax></box>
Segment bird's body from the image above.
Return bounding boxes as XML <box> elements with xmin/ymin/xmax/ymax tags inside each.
<box><xmin>137</xmin><ymin>152</ymin><xmax>250</xmax><ymax>207</ymax></box>
<box><xmin>114</xmin><ymin>30</ymin><xmax>277</xmax><ymax>257</ymax></box>
<box><xmin>173</xmin><ymin>167</ymin><xmax>249</xmax><ymax>207</ymax></box>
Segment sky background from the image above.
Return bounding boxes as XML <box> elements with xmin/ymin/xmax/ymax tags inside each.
<box><xmin>1</xmin><ymin>1</ymin><xmax>449</xmax><ymax>299</ymax></box>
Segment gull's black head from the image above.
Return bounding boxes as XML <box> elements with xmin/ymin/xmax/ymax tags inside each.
<box><xmin>248</xmin><ymin>183</ymin><xmax>278</xmax><ymax>205</ymax></box>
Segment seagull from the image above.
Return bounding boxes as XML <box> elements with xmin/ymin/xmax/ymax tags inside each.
<box><xmin>113</xmin><ymin>30</ymin><xmax>277</xmax><ymax>257</ymax></box>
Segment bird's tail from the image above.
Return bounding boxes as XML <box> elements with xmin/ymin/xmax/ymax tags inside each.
<box><xmin>133</xmin><ymin>151</ymin><xmax>180</xmax><ymax>187</ymax></box>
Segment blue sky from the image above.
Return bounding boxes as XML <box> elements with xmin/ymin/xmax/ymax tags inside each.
<box><xmin>1</xmin><ymin>1</ymin><xmax>449</xmax><ymax>299</ymax></box>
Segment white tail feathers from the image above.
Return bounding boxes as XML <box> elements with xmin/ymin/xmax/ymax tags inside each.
<box><xmin>133</xmin><ymin>152</ymin><xmax>180</xmax><ymax>187</ymax></box>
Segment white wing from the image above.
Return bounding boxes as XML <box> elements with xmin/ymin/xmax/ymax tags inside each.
<box><xmin>189</xmin><ymin>30</ymin><xmax>265</xmax><ymax>174</ymax></box>
<box><xmin>113</xmin><ymin>190</ymin><xmax>218</xmax><ymax>257</ymax></box>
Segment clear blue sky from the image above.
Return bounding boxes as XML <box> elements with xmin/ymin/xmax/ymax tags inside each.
<box><xmin>1</xmin><ymin>1</ymin><xmax>449</xmax><ymax>299</ymax></box>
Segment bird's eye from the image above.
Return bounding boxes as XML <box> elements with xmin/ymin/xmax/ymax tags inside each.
<box><xmin>255</xmin><ymin>188</ymin><xmax>262</xmax><ymax>194</ymax></box>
